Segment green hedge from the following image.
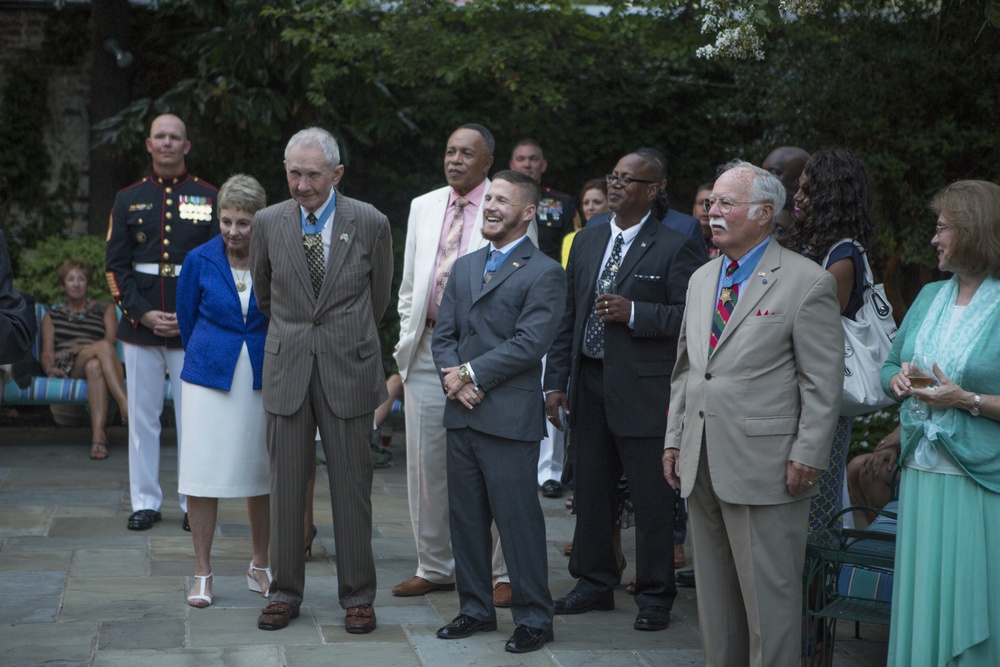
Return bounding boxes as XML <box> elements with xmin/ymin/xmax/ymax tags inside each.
<box><xmin>14</xmin><ymin>236</ymin><xmax>110</xmax><ymax>305</ymax></box>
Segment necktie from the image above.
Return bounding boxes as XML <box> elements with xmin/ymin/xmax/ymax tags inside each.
<box><xmin>304</xmin><ymin>213</ymin><xmax>324</xmax><ymax>298</ymax></box>
<box><xmin>709</xmin><ymin>260</ymin><xmax>740</xmax><ymax>356</ymax></box>
<box><xmin>483</xmin><ymin>249</ymin><xmax>504</xmax><ymax>287</ymax></box>
<box><xmin>584</xmin><ymin>232</ymin><xmax>624</xmax><ymax>358</ymax></box>
<box><xmin>434</xmin><ymin>198</ymin><xmax>469</xmax><ymax>306</ymax></box>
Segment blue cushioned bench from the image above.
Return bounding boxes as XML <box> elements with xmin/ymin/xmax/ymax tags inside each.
<box><xmin>1</xmin><ymin>303</ymin><xmax>173</xmax><ymax>406</ymax></box>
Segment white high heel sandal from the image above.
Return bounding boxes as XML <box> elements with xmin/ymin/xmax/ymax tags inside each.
<box><xmin>187</xmin><ymin>572</ymin><xmax>213</xmax><ymax>608</ymax></box>
<box><xmin>247</xmin><ymin>561</ymin><xmax>273</xmax><ymax>598</ymax></box>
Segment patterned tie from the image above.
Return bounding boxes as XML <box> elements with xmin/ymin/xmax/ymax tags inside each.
<box><xmin>303</xmin><ymin>213</ymin><xmax>324</xmax><ymax>298</ymax></box>
<box><xmin>709</xmin><ymin>260</ymin><xmax>740</xmax><ymax>356</ymax></box>
<box><xmin>433</xmin><ymin>198</ymin><xmax>469</xmax><ymax>306</ymax></box>
<box><xmin>584</xmin><ymin>232</ymin><xmax>624</xmax><ymax>358</ymax></box>
<box><xmin>483</xmin><ymin>249</ymin><xmax>504</xmax><ymax>287</ymax></box>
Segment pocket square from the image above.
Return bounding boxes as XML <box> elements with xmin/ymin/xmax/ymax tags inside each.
<box><xmin>755</xmin><ymin>309</ymin><xmax>777</xmax><ymax>316</ymax></box>
<box><xmin>634</xmin><ymin>274</ymin><xmax>662</xmax><ymax>282</ymax></box>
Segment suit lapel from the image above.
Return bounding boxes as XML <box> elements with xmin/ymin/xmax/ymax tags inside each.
<box><xmin>616</xmin><ymin>218</ymin><xmax>657</xmax><ymax>285</ymax></box>
<box><xmin>275</xmin><ymin>201</ymin><xmax>316</xmax><ymax>299</ymax></box>
<box><xmin>473</xmin><ymin>240</ymin><xmax>532</xmax><ymax>304</ymax></box>
<box><xmin>320</xmin><ymin>196</ymin><xmax>356</xmax><ymax>303</ymax></box>
<box><xmin>206</xmin><ymin>236</ymin><xmax>239</xmax><ymax>300</ymax></box>
<box><xmin>713</xmin><ymin>240</ymin><xmax>781</xmax><ymax>354</ymax></box>
<box><xmin>693</xmin><ymin>258</ymin><xmax>724</xmax><ymax>358</ymax></box>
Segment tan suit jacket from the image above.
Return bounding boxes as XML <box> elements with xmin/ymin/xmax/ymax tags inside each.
<box><xmin>250</xmin><ymin>195</ymin><xmax>393</xmax><ymax>417</ymax></box>
<box><xmin>665</xmin><ymin>239</ymin><xmax>843</xmax><ymax>505</ymax></box>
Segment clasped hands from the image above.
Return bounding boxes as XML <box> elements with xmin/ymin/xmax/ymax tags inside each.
<box><xmin>140</xmin><ymin>310</ymin><xmax>180</xmax><ymax>338</ymax></box>
<box><xmin>594</xmin><ymin>294</ymin><xmax>630</xmax><ymax>323</ymax></box>
<box><xmin>441</xmin><ymin>366</ymin><xmax>485</xmax><ymax>410</ymax></box>
<box><xmin>890</xmin><ymin>362</ymin><xmax>968</xmax><ymax>411</ymax></box>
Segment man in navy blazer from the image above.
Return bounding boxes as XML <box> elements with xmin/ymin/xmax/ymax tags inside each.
<box><xmin>432</xmin><ymin>170</ymin><xmax>566</xmax><ymax>654</ymax></box>
<box><xmin>545</xmin><ymin>151</ymin><xmax>701</xmax><ymax>632</ymax></box>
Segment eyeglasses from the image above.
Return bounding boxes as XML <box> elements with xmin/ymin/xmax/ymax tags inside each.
<box><xmin>702</xmin><ymin>196</ymin><xmax>769</xmax><ymax>215</ymax></box>
<box><xmin>606</xmin><ymin>173</ymin><xmax>657</xmax><ymax>188</ymax></box>
<box><xmin>934</xmin><ymin>223</ymin><xmax>951</xmax><ymax>234</ymax></box>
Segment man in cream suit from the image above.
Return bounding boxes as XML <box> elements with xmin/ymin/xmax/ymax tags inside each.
<box><xmin>394</xmin><ymin>124</ymin><xmax>533</xmax><ymax>606</ymax></box>
<box><xmin>663</xmin><ymin>160</ymin><xmax>842</xmax><ymax>666</ymax></box>
<box><xmin>250</xmin><ymin>127</ymin><xmax>392</xmax><ymax>635</ymax></box>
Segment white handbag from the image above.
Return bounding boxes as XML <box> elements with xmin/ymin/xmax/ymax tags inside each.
<box><xmin>823</xmin><ymin>239</ymin><xmax>898</xmax><ymax>417</ymax></box>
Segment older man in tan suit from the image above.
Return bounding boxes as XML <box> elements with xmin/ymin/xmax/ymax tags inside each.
<box><xmin>663</xmin><ymin>160</ymin><xmax>842</xmax><ymax>666</ymax></box>
<box><xmin>250</xmin><ymin>127</ymin><xmax>392</xmax><ymax>634</ymax></box>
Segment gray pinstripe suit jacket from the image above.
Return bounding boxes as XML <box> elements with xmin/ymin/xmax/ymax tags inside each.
<box><xmin>249</xmin><ymin>195</ymin><xmax>393</xmax><ymax>417</ymax></box>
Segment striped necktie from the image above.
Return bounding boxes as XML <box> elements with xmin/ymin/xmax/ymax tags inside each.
<box><xmin>709</xmin><ymin>260</ymin><xmax>739</xmax><ymax>356</ymax></box>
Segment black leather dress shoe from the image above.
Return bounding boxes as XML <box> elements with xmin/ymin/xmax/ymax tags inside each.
<box><xmin>634</xmin><ymin>605</ymin><xmax>671</xmax><ymax>631</ymax></box>
<box><xmin>553</xmin><ymin>589</ymin><xmax>615</xmax><ymax>614</ymax></box>
<box><xmin>505</xmin><ymin>625</ymin><xmax>553</xmax><ymax>653</ymax></box>
<box><xmin>182</xmin><ymin>513</ymin><xmax>190</xmax><ymax>532</ymax></box>
<box><xmin>676</xmin><ymin>570</ymin><xmax>696</xmax><ymax>587</ymax></box>
<box><xmin>541</xmin><ymin>479</ymin><xmax>563</xmax><ymax>498</ymax></box>
<box><xmin>127</xmin><ymin>509</ymin><xmax>162</xmax><ymax>531</ymax></box>
<box><xmin>436</xmin><ymin>614</ymin><xmax>498</xmax><ymax>639</ymax></box>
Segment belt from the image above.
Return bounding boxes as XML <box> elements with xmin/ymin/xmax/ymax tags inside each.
<box><xmin>135</xmin><ymin>262</ymin><xmax>182</xmax><ymax>277</ymax></box>
<box><xmin>425</xmin><ymin>318</ymin><xmax>436</xmax><ymax>329</ymax></box>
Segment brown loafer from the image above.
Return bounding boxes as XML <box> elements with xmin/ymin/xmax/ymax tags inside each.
<box><xmin>493</xmin><ymin>582</ymin><xmax>512</xmax><ymax>608</ymax></box>
<box><xmin>257</xmin><ymin>601</ymin><xmax>300</xmax><ymax>631</ymax></box>
<box><xmin>391</xmin><ymin>576</ymin><xmax>455</xmax><ymax>597</ymax></box>
<box><xmin>345</xmin><ymin>603</ymin><xmax>376</xmax><ymax>634</ymax></box>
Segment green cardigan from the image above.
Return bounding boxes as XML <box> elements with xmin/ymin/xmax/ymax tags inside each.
<box><xmin>881</xmin><ymin>280</ymin><xmax>1000</xmax><ymax>492</ymax></box>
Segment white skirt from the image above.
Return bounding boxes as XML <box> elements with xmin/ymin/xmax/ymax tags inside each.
<box><xmin>178</xmin><ymin>342</ymin><xmax>269</xmax><ymax>497</ymax></box>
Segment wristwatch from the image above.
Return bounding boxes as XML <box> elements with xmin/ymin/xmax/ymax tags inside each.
<box><xmin>457</xmin><ymin>363</ymin><xmax>472</xmax><ymax>384</ymax></box>
<box><xmin>970</xmin><ymin>393</ymin><xmax>982</xmax><ymax>417</ymax></box>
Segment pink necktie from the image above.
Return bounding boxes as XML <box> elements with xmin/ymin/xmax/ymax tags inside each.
<box><xmin>433</xmin><ymin>198</ymin><xmax>468</xmax><ymax>305</ymax></box>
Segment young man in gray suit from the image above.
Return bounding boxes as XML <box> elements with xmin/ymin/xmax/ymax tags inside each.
<box><xmin>432</xmin><ymin>170</ymin><xmax>566</xmax><ymax>653</ymax></box>
<box><xmin>249</xmin><ymin>127</ymin><xmax>393</xmax><ymax>634</ymax></box>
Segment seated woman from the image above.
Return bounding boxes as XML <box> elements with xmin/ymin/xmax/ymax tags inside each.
<box><xmin>40</xmin><ymin>258</ymin><xmax>128</xmax><ymax>460</ymax></box>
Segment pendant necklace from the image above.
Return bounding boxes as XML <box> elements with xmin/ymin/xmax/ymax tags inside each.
<box><xmin>232</xmin><ymin>266</ymin><xmax>250</xmax><ymax>292</ymax></box>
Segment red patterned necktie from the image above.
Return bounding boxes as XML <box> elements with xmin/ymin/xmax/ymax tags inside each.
<box><xmin>709</xmin><ymin>260</ymin><xmax>739</xmax><ymax>356</ymax></box>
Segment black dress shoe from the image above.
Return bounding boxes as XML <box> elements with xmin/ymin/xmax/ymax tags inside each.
<box><xmin>634</xmin><ymin>605</ymin><xmax>670</xmax><ymax>631</ymax></box>
<box><xmin>127</xmin><ymin>509</ymin><xmax>162</xmax><ymax>531</ymax></box>
<box><xmin>505</xmin><ymin>625</ymin><xmax>553</xmax><ymax>653</ymax></box>
<box><xmin>553</xmin><ymin>589</ymin><xmax>615</xmax><ymax>614</ymax></box>
<box><xmin>182</xmin><ymin>513</ymin><xmax>191</xmax><ymax>532</ymax></box>
<box><xmin>541</xmin><ymin>479</ymin><xmax>563</xmax><ymax>498</ymax></box>
<box><xmin>676</xmin><ymin>569</ymin><xmax>696</xmax><ymax>587</ymax></box>
<box><xmin>436</xmin><ymin>614</ymin><xmax>498</xmax><ymax>639</ymax></box>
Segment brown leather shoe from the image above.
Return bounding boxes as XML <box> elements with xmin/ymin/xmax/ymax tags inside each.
<box><xmin>257</xmin><ymin>601</ymin><xmax>300</xmax><ymax>630</ymax></box>
<box><xmin>493</xmin><ymin>582</ymin><xmax>512</xmax><ymax>608</ymax></box>
<box><xmin>345</xmin><ymin>603</ymin><xmax>376</xmax><ymax>634</ymax></box>
<box><xmin>391</xmin><ymin>576</ymin><xmax>456</xmax><ymax>597</ymax></box>
<box><xmin>674</xmin><ymin>544</ymin><xmax>686</xmax><ymax>569</ymax></box>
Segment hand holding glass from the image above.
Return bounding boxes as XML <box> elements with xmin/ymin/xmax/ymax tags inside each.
<box><xmin>902</xmin><ymin>353</ymin><xmax>938</xmax><ymax>415</ymax></box>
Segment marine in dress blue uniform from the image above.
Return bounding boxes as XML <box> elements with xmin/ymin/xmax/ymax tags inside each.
<box><xmin>104</xmin><ymin>114</ymin><xmax>218</xmax><ymax>531</ymax></box>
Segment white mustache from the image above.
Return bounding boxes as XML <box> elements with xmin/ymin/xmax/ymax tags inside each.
<box><xmin>709</xmin><ymin>216</ymin><xmax>728</xmax><ymax>232</ymax></box>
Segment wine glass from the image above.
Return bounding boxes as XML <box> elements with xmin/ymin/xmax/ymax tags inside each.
<box><xmin>902</xmin><ymin>352</ymin><xmax>938</xmax><ymax>416</ymax></box>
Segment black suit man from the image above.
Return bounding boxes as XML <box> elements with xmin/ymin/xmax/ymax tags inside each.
<box><xmin>433</xmin><ymin>170</ymin><xmax>565</xmax><ymax>654</ymax></box>
<box><xmin>545</xmin><ymin>151</ymin><xmax>701</xmax><ymax>632</ymax></box>
<box><xmin>0</xmin><ymin>229</ymin><xmax>32</xmax><ymax>365</ymax></box>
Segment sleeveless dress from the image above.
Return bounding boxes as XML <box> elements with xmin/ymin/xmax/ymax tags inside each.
<box><xmin>48</xmin><ymin>302</ymin><xmax>109</xmax><ymax>372</ymax></box>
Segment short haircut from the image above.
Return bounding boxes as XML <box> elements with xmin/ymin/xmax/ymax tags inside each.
<box><xmin>218</xmin><ymin>174</ymin><xmax>267</xmax><ymax>214</ymax></box>
<box><xmin>285</xmin><ymin>127</ymin><xmax>341</xmax><ymax>167</ymax></box>
<box><xmin>57</xmin><ymin>257</ymin><xmax>92</xmax><ymax>285</ymax></box>
<box><xmin>931</xmin><ymin>180</ymin><xmax>1000</xmax><ymax>277</ymax></box>
<box><xmin>492</xmin><ymin>169</ymin><xmax>541</xmax><ymax>207</ymax></box>
<box><xmin>718</xmin><ymin>159</ymin><xmax>785</xmax><ymax>224</ymax></box>
<box><xmin>634</xmin><ymin>147</ymin><xmax>668</xmax><ymax>180</ymax></box>
<box><xmin>457</xmin><ymin>123</ymin><xmax>495</xmax><ymax>156</ymax></box>
<box><xmin>512</xmin><ymin>138</ymin><xmax>543</xmax><ymax>158</ymax></box>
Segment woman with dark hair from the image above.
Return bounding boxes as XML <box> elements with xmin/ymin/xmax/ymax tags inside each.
<box><xmin>40</xmin><ymin>258</ymin><xmax>129</xmax><ymax>460</ymax></box>
<box><xmin>883</xmin><ymin>180</ymin><xmax>1000</xmax><ymax>664</ymax></box>
<box><xmin>784</xmin><ymin>148</ymin><xmax>876</xmax><ymax>546</ymax></box>
<box><xmin>176</xmin><ymin>174</ymin><xmax>271</xmax><ymax>608</ymax></box>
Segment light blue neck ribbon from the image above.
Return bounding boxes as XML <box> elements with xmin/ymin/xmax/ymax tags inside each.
<box><xmin>302</xmin><ymin>191</ymin><xmax>337</xmax><ymax>235</ymax></box>
<box><xmin>721</xmin><ymin>239</ymin><xmax>769</xmax><ymax>290</ymax></box>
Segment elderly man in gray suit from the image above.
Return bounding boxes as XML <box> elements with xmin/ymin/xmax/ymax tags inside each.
<box><xmin>249</xmin><ymin>127</ymin><xmax>393</xmax><ymax>634</ymax></box>
<box><xmin>432</xmin><ymin>170</ymin><xmax>565</xmax><ymax>653</ymax></box>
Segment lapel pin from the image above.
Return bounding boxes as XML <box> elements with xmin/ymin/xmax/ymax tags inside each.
<box><xmin>762</xmin><ymin>279</ymin><xmax>768</xmax><ymax>284</ymax></box>
<box><xmin>640</xmin><ymin>241</ymin><xmax>647</xmax><ymax>248</ymax></box>
<box><xmin>512</xmin><ymin>262</ymin><xmax>521</xmax><ymax>268</ymax></box>
<box><xmin>340</xmin><ymin>233</ymin><xmax>349</xmax><ymax>242</ymax></box>
<box><xmin>757</xmin><ymin>271</ymin><xmax>766</xmax><ymax>277</ymax></box>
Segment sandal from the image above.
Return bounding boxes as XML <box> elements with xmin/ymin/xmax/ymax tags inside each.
<box><xmin>89</xmin><ymin>442</ymin><xmax>109</xmax><ymax>460</ymax></box>
<box><xmin>247</xmin><ymin>561</ymin><xmax>273</xmax><ymax>598</ymax></box>
<box><xmin>187</xmin><ymin>572</ymin><xmax>213</xmax><ymax>608</ymax></box>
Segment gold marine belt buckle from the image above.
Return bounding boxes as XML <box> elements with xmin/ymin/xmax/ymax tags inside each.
<box><xmin>160</xmin><ymin>263</ymin><xmax>177</xmax><ymax>277</ymax></box>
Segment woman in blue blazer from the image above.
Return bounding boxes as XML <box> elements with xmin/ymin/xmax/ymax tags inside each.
<box><xmin>176</xmin><ymin>174</ymin><xmax>271</xmax><ymax>608</ymax></box>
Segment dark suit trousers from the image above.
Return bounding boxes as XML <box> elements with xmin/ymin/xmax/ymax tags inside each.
<box><xmin>266</xmin><ymin>360</ymin><xmax>376</xmax><ymax>609</ymax></box>
<box><xmin>569</xmin><ymin>356</ymin><xmax>677</xmax><ymax>610</ymax></box>
<box><xmin>447</xmin><ymin>427</ymin><xmax>554</xmax><ymax>630</ymax></box>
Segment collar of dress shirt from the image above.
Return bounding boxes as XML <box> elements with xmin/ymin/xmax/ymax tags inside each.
<box><xmin>448</xmin><ymin>179</ymin><xmax>488</xmax><ymax>210</ymax></box>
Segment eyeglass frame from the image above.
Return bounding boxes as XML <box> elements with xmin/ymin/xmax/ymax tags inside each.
<box><xmin>701</xmin><ymin>196</ymin><xmax>770</xmax><ymax>215</ymax></box>
<box><xmin>606</xmin><ymin>173</ymin><xmax>658</xmax><ymax>188</ymax></box>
